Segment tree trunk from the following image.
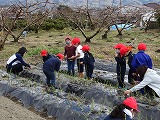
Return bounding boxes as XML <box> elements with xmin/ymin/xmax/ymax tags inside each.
<box><xmin>35</xmin><ymin>28</ymin><xmax>39</xmax><ymax>33</ymax></box>
<box><xmin>35</xmin><ymin>24</ymin><xmax>39</xmax><ymax>33</ymax></box>
<box><xmin>102</xmin><ymin>28</ymin><xmax>110</xmax><ymax>39</ymax></box>
<box><xmin>0</xmin><ymin>42</ymin><xmax>4</xmax><ymax>51</ymax></box>
<box><xmin>117</xmin><ymin>30</ymin><xmax>123</xmax><ymax>36</ymax></box>
<box><xmin>85</xmin><ymin>38</ymin><xmax>91</xmax><ymax>43</ymax></box>
<box><xmin>14</xmin><ymin>37</ymin><xmax>19</xmax><ymax>42</ymax></box>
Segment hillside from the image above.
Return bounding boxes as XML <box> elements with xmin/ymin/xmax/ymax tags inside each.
<box><xmin>0</xmin><ymin>0</ymin><xmax>159</xmax><ymax>7</ymax></box>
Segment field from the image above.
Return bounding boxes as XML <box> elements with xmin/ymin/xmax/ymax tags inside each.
<box><xmin>0</xmin><ymin>28</ymin><xmax>160</xmax><ymax>68</ymax></box>
<box><xmin>0</xmin><ymin>28</ymin><xmax>160</xmax><ymax>120</ymax></box>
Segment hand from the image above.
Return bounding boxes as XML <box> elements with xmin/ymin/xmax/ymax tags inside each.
<box><xmin>68</xmin><ymin>56</ymin><xmax>75</xmax><ymax>59</ymax></box>
<box><xmin>132</xmin><ymin>73</ymin><xmax>136</xmax><ymax>76</ymax></box>
<box><xmin>64</xmin><ymin>56</ymin><xmax>67</xmax><ymax>60</ymax></box>
<box><xmin>124</xmin><ymin>90</ymin><xmax>131</xmax><ymax>95</ymax></box>
<box><xmin>133</xmin><ymin>80</ymin><xmax>140</xmax><ymax>85</ymax></box>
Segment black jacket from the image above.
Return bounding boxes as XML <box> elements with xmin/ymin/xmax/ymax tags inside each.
<box><xmin>104</xmin><ymin>114</ymin><xmax>132</xmax><ymax>120</ymax></box>
<box><xmin>115</xmin><ymin>54</ymin><xmax>126</xmax><ymax>74</ymax></box>
<box><xmin>83</xmin><ymin>52</ymin><xmax>95</xmax><ymax>70</ymax></box>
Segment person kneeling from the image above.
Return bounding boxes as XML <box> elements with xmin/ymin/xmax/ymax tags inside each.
<box><xmin>124</xmin><ymin>66</ymin><xmax>160</xmax><ymax>98</ymax></box>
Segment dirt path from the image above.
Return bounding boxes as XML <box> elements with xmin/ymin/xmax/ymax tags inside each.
<box><xmin>0</xmin><ymin>96</ymin><xmax>46</xmax><ymax>120</ymax></box>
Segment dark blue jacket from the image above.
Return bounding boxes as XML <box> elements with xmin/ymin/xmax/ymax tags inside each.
<box><xmin>115</xmin><ymin>55</ymin><xmax>126</xmax><ymax>74</ymax></box>
<box><xmin>131</xmin><ymin>51</ymin><xmax>152</xmax><ymax>70</ymax></box>
<box><xmin>83</xmin><ymin>52</ymin><xmax>95</xmax><ymax>70</ymax></box>
<box><xmin>42</xmin><ymin>54</ymin><xmax>54</xmax><ymax>63</ymax></box>
<box><xmin>43</xmin><ymin>57</ymin><xmax>61</xmax><ymax>72</ymax></box>
<box><xmin>104</xmin><ymin>114</ymin><xmax>132</xmax><ymax>120</ymax></box>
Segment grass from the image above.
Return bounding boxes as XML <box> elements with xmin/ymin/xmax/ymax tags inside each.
<box><xmin>0</xmin><ymin>28</ymin><xmax>160</xmax><ymax>68</ymax></box>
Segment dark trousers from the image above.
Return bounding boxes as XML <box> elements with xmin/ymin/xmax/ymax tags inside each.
<box><xmin>77</xmin><ymin>58</ymin><xmax>84</xmax><ymax>73</ymax></box>
<box><xmin>67</xmin><ymin>60</ymin><xmax>75</xmax><ymax>76</ymax></box>
<box><xmin>43</xmin><ymin>69</ymin><xmax>55</xmax><ymax>87</ymax></box>
<box><xmin>6</xmin><ymin>63</ymin><xmax>23</xmax><ymax>75</ymax></box>
<box><xmin>117</xmin><ymin>65</ymin><xmax>126</xmax><ymax>88</ymax></box>
<box><xmin>85</xmin><ymin>65</ymin><xmax>93</xmax><ymax>79</ymax></box>
<box><xmin>128</xmin><ymin>69</ymin><xmax>135</xmax><ymax>85</ymax></box>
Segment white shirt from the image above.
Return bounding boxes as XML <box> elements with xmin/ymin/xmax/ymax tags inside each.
<box><xmin>130</xmin><ymin>68</ymin><xmax>160</xmax><ymax>97</ymax></box>
<box><xmin>75</xmin><ymin>45</ymin><xmax>84</xmax><ymax>59</ymax></box>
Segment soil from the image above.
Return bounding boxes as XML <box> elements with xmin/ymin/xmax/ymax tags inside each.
<box><xmin>0</xmin><ymin>96</ymin><xmax>49</xmax><ymax>120</ymax></box>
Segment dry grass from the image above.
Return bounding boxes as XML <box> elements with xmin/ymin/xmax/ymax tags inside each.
<box><xmin>0</xmin><ymin>28</ymin><xmax>160</xmax><ymax>69</ymax></box>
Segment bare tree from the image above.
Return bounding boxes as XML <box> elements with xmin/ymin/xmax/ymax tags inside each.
<box><xmin>0</xmin><ymin>0</ymin><xmax>55</xmax><ymax>50</ymax></box>
<box><xmin>57</xmin><ymin>5</ymin><xmax>119</xmax><ymax>42</ymax></box>
<box><xmin>113</xmin><ymin>5</ymin><xmax>150</xmax><ymax>36</ymax></box>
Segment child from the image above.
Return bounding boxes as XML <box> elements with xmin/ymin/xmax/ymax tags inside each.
<box><xmin>131</xmin><ymin>43</ymin><xmax>152</xmax><ymax>71</ymax></box>
<box><xmin>40</xmin><ymin>49</ymin><xmax>53</xmax><ymax>62</ymax></box>
<box><xmin>64</xmin><ymin>36</ymin><xmax>76</xmax><ymax>76</ymax></box>
<box><xmin>43</xmin><ymin>53</ymin><xmax>64</xmax><ymax>88</ymax></box>
<box><xmin>81</xmin><ymin>45</ymin><xmax>95</xmax><ymax>79</ymax></box>
<box><xmin>72</xmin><ymin>37</ymin><xmax>84</xmax><ymax>78</ymax></box>
<box><xmin>114</xmin><ymin>43</ymin><xmax>126</xmax><ymax>88</ymax></box>
<box><xmin>104</xmin><ymin>97</ymin><xmax>139</xmax><ymax>120</ymax></box>
<box><xmin>120</xmin><ymin>46</ymin><xmax>136</xmax><ymax>85</ymax></box>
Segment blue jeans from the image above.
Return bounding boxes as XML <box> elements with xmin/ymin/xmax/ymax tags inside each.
<box><xmin>43</xmin><ymin>69</ymin><xmax>55</xmax><ymax>86</ymax></box>
<box><xmin>67</xmin><ymin>60</ymin><xmax>75</xmax><ymax>76</ymax></box>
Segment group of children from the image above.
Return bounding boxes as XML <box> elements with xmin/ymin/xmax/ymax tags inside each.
<box><xmin>114</xmin><ymin>43</ymin><xmax>160</xmax><ymax>98</ymax></box>
<box><xmin>6</xmin><ymin>36</ymin><xmax>95</xmax><ymax>88</ymax></box>
<box><xmin>5</xmin><ymin>40</ymin><xmax>160</xmax><ymax>120</ymax></box>
<box><xmin>64</xmin><ymin>37</ymin><xmax>95</xmax><ymax>79</ymax></box>
<box><xmin>40</xmin><ymin>36</ymin><xmax>95</xmax><ymax>88</ymax></box>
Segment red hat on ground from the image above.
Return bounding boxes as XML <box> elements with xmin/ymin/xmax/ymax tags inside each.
<box><xmin>41</xmin><ymin>50</ymin><xmax>48</xmax><ymax>56</ymax></box>
<box><xmin>120</xmin><ymin>46</ymin><xmax>129</xmax><ymax>56</ymax></box>
<box><xmin>72</xmin><ymin>37</ymin><xmax>80</xmax><ymax>45</ymax></box>
<box><xmin>123</xmin><ymin>97</ymin><xmax>140</xmax><ymax>112</ymax></box>
<box><xmin>138</xmin><ymin>43</ymin><xmax>146</xmax><ymax>51</ymax></box>
<box><xmin>65</xmin><ymin>36</ymin><xmax>72</xmax><ymax>41</ymax></box>
<box><xmin>56</xmin><ymin>53</ymin><xmax>64</xmax><ymax>60</ymax></box>
<box><xmin>114</xmin><ymin>43</ymin><xmax>125</xmax><ymax>49</ymax></box>
<box><xmin>81</xmin><ymin>45</ymin><xmax>90</xmax><ymax>52</ymax></box>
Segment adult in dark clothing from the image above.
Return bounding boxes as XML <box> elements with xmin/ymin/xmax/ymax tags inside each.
<box><xmin>6</xmin><ymin>47</ymin><xmax>30</xmax><ymax>75</ymax></box>
<box><xmin>131</xmin><ymin>43</ymin><xmax>152</xmax><ymax>71</ymax></box>
<box><xmin>64</xmin><ymin>36</ymin><xmax>76</xmax><ymax>76</ymax></box>
<box><xmin>104</xmin><ymin>97</ymin><xmax>139</xmax><ymax>120</ymax></box>
<box><xmin>43</xmin><ymin>53</ymin><xmax>64</xmax><ymax>87</ymax></box>
<box><xmin>114</xmin><ymin>43</ymin><xmax>126</xmax><ymax>88</ymax></box>
<box><xmin>81</xmin><ymin>45</ymin><xmax>95</xmax><ymax>79</ymax></box>
<box><xmin>41</xmin><ymin>49</ymin><xmax>53</xmax><ymax>63</ymax></box>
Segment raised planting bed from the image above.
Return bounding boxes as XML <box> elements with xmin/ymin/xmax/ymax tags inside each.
<box><xmin>0</xmin><ymin>59</ymin><xmax>160</xmax><ymax>120</ymax></box>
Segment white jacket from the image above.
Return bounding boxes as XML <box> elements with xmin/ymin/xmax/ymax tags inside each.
<box><xmin>130</xmin><ymin>68</ymin><xmax>160</xmax><ymax>97</ymax></box>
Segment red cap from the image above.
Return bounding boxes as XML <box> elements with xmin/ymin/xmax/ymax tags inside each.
<box><xmin>114</xmin><ymin>43</ymin><xmax>125</xmax><ymax>49</ymax></box>
<box><xmin>65</xmin><ymin>36</ymin><xmax>72</xmax><ymax>41</ymax></box>
<box><xmin>81</xmin><ymin>45</ymin><xmax>90</xmax><ymax>52</ymax></box>
<box><xmin>120</xmin><ymin>46</ymin><xmax>129</xmax><ymax>56</ymax></box>
<box><xmin>138</xmin><ymin>43</ymin><xmax>146</xmax><ymax>51</ymax></box>
<box><xmin>41</xmin><ymin>50</ymin><xmax>48</xmax><ymax>56</ymax></box>
<box><xmin>72</xmin><ymin>37</ymin><xmax>80</xmax><ymax>45</ymax></box>
<box><xmin>123</xmin><ymin>97</ymin><xmax>140</xmax><ymax>112</ymax></box>
<box><xmin>56</xmin><ymin>53</ymin><xmax>64</xmax><ymax>60</ymax></box>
